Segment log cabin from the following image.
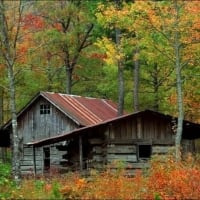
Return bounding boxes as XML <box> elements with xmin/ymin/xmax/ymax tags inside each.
<box><xmin>0</xmin><ymin>91</ymin><xmax>119</xmax><ymax>174</ymax></box>
<box><xmin>25</xmin><ymin>109</ymin><xmax>200</xmax><ymax>175</ymax></box>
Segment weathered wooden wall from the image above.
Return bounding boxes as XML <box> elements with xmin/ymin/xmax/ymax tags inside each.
<box><xmin>20</xmin><ymin>111</ymin><xmax>198</xmax><ymax>175</ymax></box>
<box><xmin>21</xmin><ymin>146</ymin><xmax>43</xmax><ymax>174</ymax></box>
<box><xmin>18</xmin><ymin>97</ymin><xmax>78</xmax><ymax>143</ymax></box>
<box><xmin>85</xmin><ymin>114</ymin><xmax>175</xmax><ymax>172</ymax></box>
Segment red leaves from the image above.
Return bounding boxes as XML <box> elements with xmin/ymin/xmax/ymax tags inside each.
<box><xmin>22</xmin><ymin>14</ymin><xmax>45</xmax><ymax>31</ymax></box>
<box><xmin>59</xmin><ymin>155</ymin><xmax>200</xmax><ymax>199</ymax></box>
<box><xmin>90</xmin><ymin>52</ymin><xmax>108</xmax><ymax>60</ymax></box>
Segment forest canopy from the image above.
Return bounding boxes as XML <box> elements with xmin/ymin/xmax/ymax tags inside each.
<box><xmin>0</xmin><ymin>0</ymin><xmax>199</xmax><ymax>123</ymax></box>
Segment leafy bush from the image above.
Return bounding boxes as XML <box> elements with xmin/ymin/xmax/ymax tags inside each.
<box><xmin>0</xmin><ymin>162</ymin><xmax>14</xmax><ymax>199</ymax></box>
<box><xmin>1</xmin><ymin>154</ymin><xmax>200</xmax><ymax>199</ymax></box>
<box><xmin>60</xmin><ymin>154</ymin><xmax>200</xmax><ymax>199</ymax></box>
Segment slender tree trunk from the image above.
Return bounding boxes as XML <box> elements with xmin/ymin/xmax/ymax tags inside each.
<box><xmin>115</xmin><ymin>0</ymin><xmax>124</xmax><ymax>116</ymax></box>
<box><xmin>116</xmin><ymin>27</ymin><xmax>124</xmax><ymax>116</ymax></box>
<box><xmin>0</xmin><ymin>0</ymin><xmax>23</xmax><ymax>183</ymax></box>
<box><xmin>133</xmin><ymin>47</ymin><xmax>140</xmax><ymax>112</ymax></box>
<box><xmin>153</xmin><ymin>63</ymin><xmax>159</xmax><ymax>112</ymax></box>
<box><xmin>174</xmin><ymin>40</ymin><xmax>183</xmax><ymax>161</ymax></box>
<box><xmin>0</xmin><ymin>87</ymin><xmax>3</xmax><ymax>126</ymax></box>
<box><xmin>63</xmin><ymin>52</ymin><xmax>73</xmax><ymax>94</ymax></box>
<box><xmin>65</xmin><ymin>66</ymin><xmax>73</xmax><ymax>94</ymax></box>
<box><xmin>0</xmin><ymin>87</ymin><xmax>3</xmax><ymax>162</ymax></box>
<box><xmin>118</xmin><ymin>60</ymin><xmax>124</xmax><ymax>116</ymax></box>
<box><xmin>174</xmin><ymin>0</ymin><xmax>184</xmax><ymax>161</ymax></box>
<box><xmin>8</xmin><ymin>63</ymin><xmax>21</xmax><ymax>183</ymax></box>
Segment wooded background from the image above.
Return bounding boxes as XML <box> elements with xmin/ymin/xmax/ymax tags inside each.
<box><xmin>0</xmin><ymin>0</ymin><xmax>199</xmax><ymax>123</ymax></box>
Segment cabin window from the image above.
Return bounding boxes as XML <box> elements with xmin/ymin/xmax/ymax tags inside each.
<box><xmin>40</xmin><ymin>104</ymin><xmax>50</xmax><ymax>114</ymax></box>
<box><xmin>138</xmin><ymin>144</ymin><xmax>152</xmax><ymax>159</ymax></box>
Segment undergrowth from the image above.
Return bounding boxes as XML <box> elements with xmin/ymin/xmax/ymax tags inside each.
<box><xmin>0</xmin><ymin>154</ymin><xmax>200</xmax><ymax>199</ymax></box>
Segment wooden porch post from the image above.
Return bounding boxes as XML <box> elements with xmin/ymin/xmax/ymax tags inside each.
<box><xmin>33</xmin><ymin>146</ymin><xmax>36</xmax><ymax>176</ymax></box>
<box><xmin>79</xmin><ymin>135</ymin><xmax>83</xmax><ymax>171</ymax></box>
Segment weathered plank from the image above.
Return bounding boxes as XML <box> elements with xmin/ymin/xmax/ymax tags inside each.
<box><xmin>152</xmin><ymin>139</ymin><xmax>174</xmax><ymax>145</ymax></box>
<box><xmin>21</xmin><ymin>165</ymin><xmax>42</xmax><ymax>171</ymax></box>
<box><xmin>23</xmin><ymin>147</ymin><xmax>41</xmax><ymax>156</ymax></box>
<box><xmin>127</xmin><ymin>162</ymin><xmax>150</xmax><ymax>169</ymax></box>
<box><xmin>93</xmin><ymin>155</ymin><xmax>103</xmax><ymax>162</ymax></box>
<box><xmin>107</xmin><ymin>154</ymin><xmax>137</xmax><ymax>162</ymax></box>
<box><xmin>23</xmin><ymin>155</ymin><xmax>42</xmax><ymax>161</ymax></box>
<box><xmin>89</xmin><ymin>138</ymin><xmax>103</xmax><ymax>145</ymax></box>
<box><xmin>21</xmin><ymin>160</ymin><xmax>41</xmax><ymax>166</ymax></box>
<box><xmin>152</xmin><ymin>146</ymin><xmax>173</xmax><ymax>154</ymax></box>
<box><xmin>107</xmin><ymin>145</ymin><xmax>136</xmax><ymax>154</ymax></box>
<box><xmin>93</xmin><ymin>146</ymin><xmax>103</xmax><ymax>154</ymax></box>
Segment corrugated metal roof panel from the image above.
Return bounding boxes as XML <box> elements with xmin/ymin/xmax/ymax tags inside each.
<box><xmin>41</xmin><ymin>92</ymin><xmax>118</xmax><ymax>126</ymax></box>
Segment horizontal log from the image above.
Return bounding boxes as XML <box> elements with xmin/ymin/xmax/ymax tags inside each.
<box><xmin>93</xmin><ymin>155</ymin><xmax>103</xmax><ymax>162</ymax></box>
<box><xmin>107</xmin><ymin>154</ymin><xmax>137</xmax><ymax>162</ymax></box>
<box><xmin>106</xmin><ymin>139</ymin><xmax>174</xmax><ymax>145</ymax></box>
<box><xmin>107</xmin><ymin>145</ymin><xmax>136</xmax><ymax>154</ymax></box>
<box><xmin>21</xmin><ymin>160</ymin><xmax>41</xmax><ymax>166</ymax></box>
<box><xmin>93</xmin><ymin>146</ymin><xmax>103</xmax><ymax>154</ymax></box>
<box><xmin>23</xmin><ymin>155</ymin><xmax>42</xmax><ymax>161</ymax></box>
<box><xmin>21</xmin><ymin>165</ymin><xmax>42</xmax><ymax>171</ymax></box>
<box><xmin>152</xmin><ymin>146</ymin><xmax>173</xmax><ymax>154</ymax></box>
<box><xmin>89</xmin><ymin>138</ymin><xmax>103</xmax><ymax>145</ymax></box>
<box><xmin>152</xmin><ymin>140</ymin><xmax>174</xmax><ymax>145</ymax></box>
<box><xmin>23</xmin><ymin>149</ymin><xmax>42</xmax><ymax>156</ymax></box>
<box><xmin>127</xmin><ymin>162</ymin><xmax>150</xmax><ymax>169</ymax></box>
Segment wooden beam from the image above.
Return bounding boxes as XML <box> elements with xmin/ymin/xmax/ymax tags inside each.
<box><xmin>33</xmin><ymin>146</ymin><xmax>36</xmax><ymax>176</ymax></box>
<box><xmin>137</xmin><ymin>117</ymin><xmax>142</xmax><ymax>139</ymax></box>
<box><xmin>79</xmin><ymin>136</ymin><xmax>83</xmax><ymax>171</ymax></box>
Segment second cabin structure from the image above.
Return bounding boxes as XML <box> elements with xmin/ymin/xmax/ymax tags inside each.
<box><xmin>27</xmin><ymin>110</ymin><xmax>200</xmax><ymax>175</ymax></box>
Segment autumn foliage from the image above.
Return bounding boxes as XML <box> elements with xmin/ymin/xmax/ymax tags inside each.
<box><xmin>1</xmin><ymin>154</ymin><xmax>200</xmax><ymax>199</ymax></box>
<box><xmin>59</xmin><ymin>154</ymin><xmax>200</xmax><ymax>200</ymax></box>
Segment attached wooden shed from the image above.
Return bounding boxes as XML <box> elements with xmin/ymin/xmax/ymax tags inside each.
<box><xmin>0</xmin><ymin>91</ymin><xmax>119</xmax><ymax>173</ymax></box>
<box><xmin>26</xmin><ymin>110</ymin><xmax>200</xmax><ymax>175</ymax></box>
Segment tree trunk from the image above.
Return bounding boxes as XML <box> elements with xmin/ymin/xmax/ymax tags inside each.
<box><xmin>0</xmin><ymin>87</ymin><xmax>3</xmax><ymax>126</ymax></box>
<box><xmin>118</xmin><ymin>61</ymin><xmax>124</xmax><ymax>116</ymax></box>
<box><xmin>0</xmin><ymin>0</ymin><xmax>23</xmax><ymax>183</ymax></box>
<box><xmin>8</xmin><ymin>63</ymin><xmax>21</xmax><ymax>183</ymax></box>
<box><xmin>133</xmin><ymin>47</ymin><xmax>140</xmax><ymax>112</ymax></box>
<box><xmin>153</xmin><ymin>63</ymin><xmax>159</xmax><ymax>112</ymax></box>
<box><xmin>116</xmin><ymin>27</ymin><xmax>124</xmax><ymax>116</ymax></box>
<box><xmin>65</xmin><ymin>65</ymin><xmax>73</xmax><ymax>94</ymax></box>
<box><xmin>174</xmin><ymin>0</ymin><xmax>184</xmax><ymax>161</ymax></box>
<box><xmin>115</xmin><ymin>0</ymin><xmax>124</xmax><ymax>116</ymax></box>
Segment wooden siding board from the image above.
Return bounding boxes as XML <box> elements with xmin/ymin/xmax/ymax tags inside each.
<box><xmin>152</xmin><ymin>146</ymin><xmax>173</xmax><ymax>154</ymax></box>
<box><xmin>107</xmin><ymin>154</ymin><xmax>137</xmax><ymax>162</ymax></box>
<box><xmin>107</xmin><ymin>145</ymin><xmax>136</xmax><ymax>154</ymax></box>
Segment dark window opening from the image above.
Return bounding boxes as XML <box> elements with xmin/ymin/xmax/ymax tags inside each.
<box><xmin>40</xmin><ymin>104</ymin><xmax>50</xmax><ymax>114</ymax></box>
<box><xmin>138</xmin><ymin>144</ymin><xmax>151</xmax><ymax>159</ymax></box>
<box><xmin>44</xmin><ymin>147</ymin><xmax>50</xmax><ymax>171</ymax></box>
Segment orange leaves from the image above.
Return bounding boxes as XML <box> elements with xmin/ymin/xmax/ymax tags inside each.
<box><xmin>144</xmin><ymin>155</ymin><xmax>200</xmax><ymax>200</ymax></box>
<box><xmin>2</xmin><ymin>154</ymin><xmax>200</xmax><ymax>199</ymax></box>
<box><xmin>22</xmin><ymin>14</ymin><xmax>45</xmax><ymax>31</ymax></box>
<box><xmin>44</xmin><ymin>183</ymin><xmax>52</xmax><ymax>193</ymax></box>
<box><xmin>59</xmin><ymin>155</ymin><xmax>200</xmax><ymax>200</ymax></box>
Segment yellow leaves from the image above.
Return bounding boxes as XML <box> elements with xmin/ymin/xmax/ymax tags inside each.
<box><xmin>96</xmin><ymin>3</ymin><xmax>134</xmax><ymax>30</ymax></box>
<box><xmin>95</xmin><ymin>37</ymin><xmax>125</xmax><ymax>66</ymax></box>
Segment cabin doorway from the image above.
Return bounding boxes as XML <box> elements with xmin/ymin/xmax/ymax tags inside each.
<box><xmin>43</xmin><ymin>147</ymin><xmax>50</xmax><ymax>171</ymax></box>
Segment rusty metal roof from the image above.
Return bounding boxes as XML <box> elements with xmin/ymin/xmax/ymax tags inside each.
<box><xmin>1</xmin><ymin>91</ymin><xmax>119</xmax><ymax>130</ymax></box>
<box><xmin>41</xmin><ymin>92</ymin><xmax>118</xmax><ymax>126</ymax></box>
